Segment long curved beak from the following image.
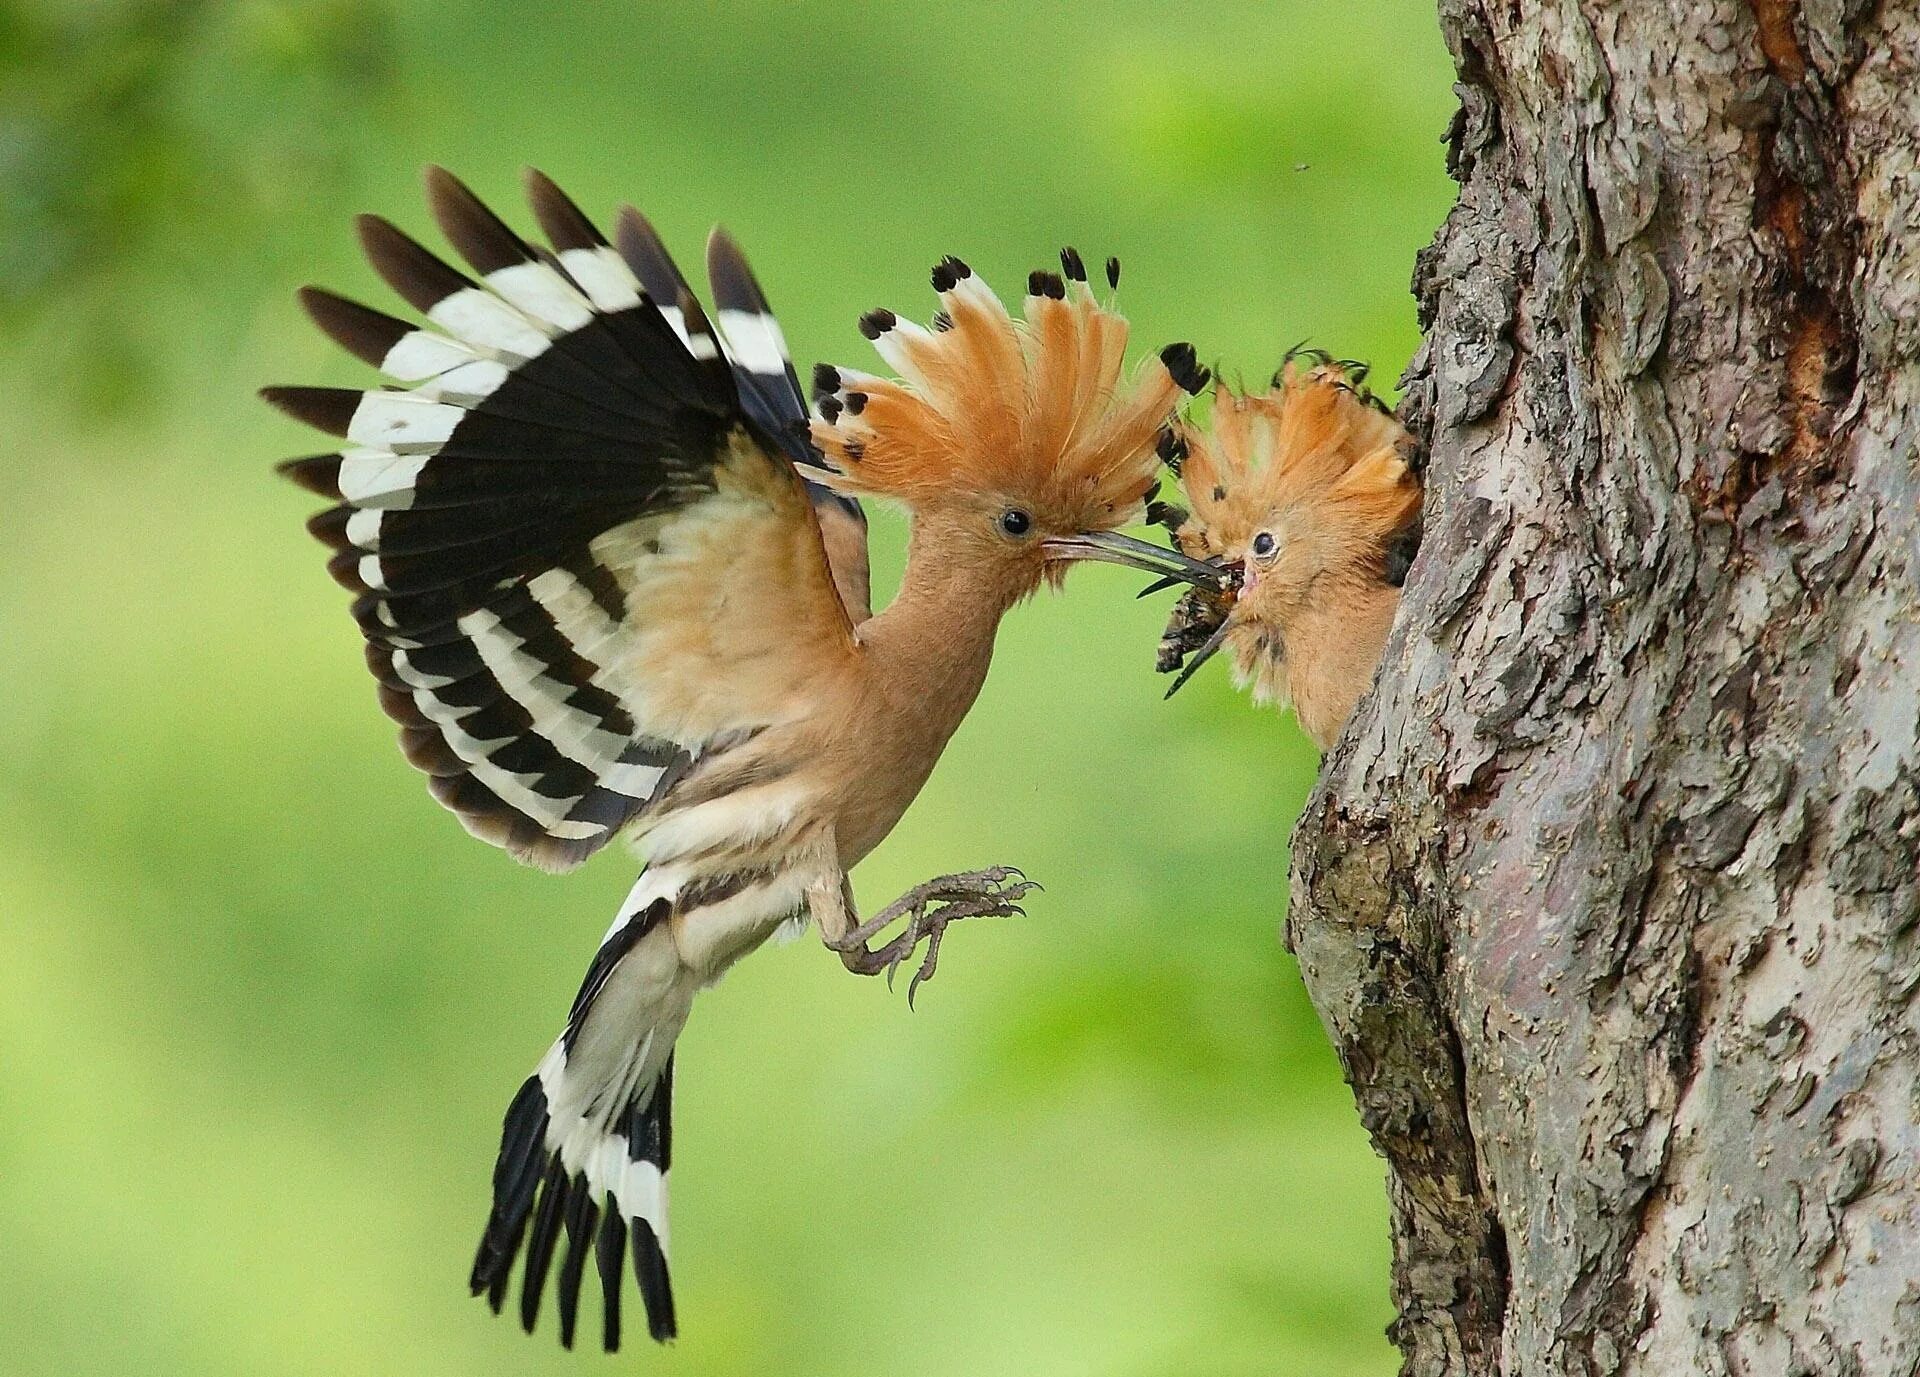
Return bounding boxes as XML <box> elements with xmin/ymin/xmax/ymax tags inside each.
<box><xmin>1136</xmin><ymin>555</ymin><xmax>1235</xmax><ymax>600</ymax></box>
<box><xmin>1042</xmin><ymin>531</ymin><xmax>1226</xmax><ymax>589</ymax></box>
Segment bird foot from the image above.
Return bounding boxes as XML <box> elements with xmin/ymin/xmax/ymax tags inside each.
<box><xmin>829</xmin><ymin>866</ymin><xmax>1038</xmax><ymax>1005</ymax></box>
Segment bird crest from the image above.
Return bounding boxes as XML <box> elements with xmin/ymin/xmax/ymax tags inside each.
<box><xmin>1175</xmin><ymin>356</ymin><xmax>1419</xmax><ymax>565</ymax></box>
<box><xmin>808</xmin><ymin>251</ymin><xmax>1206</xmax><ymax>526</ymax></box>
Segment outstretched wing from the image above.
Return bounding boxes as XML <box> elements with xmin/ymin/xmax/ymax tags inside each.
<box><xmin>609</xmin><ymin>208</ymin><xmax>873</xmax><ymax>623</ymax></box>
<box><xmin>269</xmin><ymin>168</ymin><xmax>856</xmax><ymax>871</ymax></box>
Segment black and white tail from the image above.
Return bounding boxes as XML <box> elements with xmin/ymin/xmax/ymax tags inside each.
<box><xmin>470</xmin><ymin>883</ymin><xmax>692</xmax><ymax>1348</ymax></box>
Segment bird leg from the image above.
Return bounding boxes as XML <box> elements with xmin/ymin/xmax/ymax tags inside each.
<box><xmin>827</xmin><ymin>866</ymin><xmax>1038</xmax><ymax>1003</ymax></box>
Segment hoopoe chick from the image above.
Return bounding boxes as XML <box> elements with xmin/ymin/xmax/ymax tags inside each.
<box><xmin>1157</xmin><ymin>355</ymin><xmax>1423</xmax><ymax>748</ymax></box>
<box><xmin>267</xmin><ymin>169</ymin><xmax>1216</xmax><ymax>1353</ymax></box>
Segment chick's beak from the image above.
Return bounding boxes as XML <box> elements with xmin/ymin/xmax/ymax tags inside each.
<box><xmin>1162</xmin><ymin>615</ymin><xmax>1236</xmax><ymax>699</ymax></box>
<box><xmin>1042</xmin><ymin>530</ymin><xmax>1227</xmax><ymax>589</ymax></box>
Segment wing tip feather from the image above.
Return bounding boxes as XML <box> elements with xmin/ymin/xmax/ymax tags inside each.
<box><xmin>356</xmin><ymin>212</ymin><xmax>474</xmax><ymax>314</ymax></box>
<box><xmin>261</xmin><ymin>385</ymin><xmax>359</xmax><ymax>437</ymax></box>
<box><xmin>424</xmin><ymin>165</ymin><xmax>532</xmax><ymax>276</ymax></box>
<box><xmin>276</xmin><ymin>453</ymin><xmax>344</xmax><ymax>496</ymax></box>
<box><xmin>524</xmin><ymin>168</ymin><xmax>607</xmax><ymax>251</ymax></box>
<box><xmin>298</xmin><ymin>285</ymin><xmax>411</xmax><ymax>368</ymax></box>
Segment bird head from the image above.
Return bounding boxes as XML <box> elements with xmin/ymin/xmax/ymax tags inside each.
<box><xmin>806</xmin><ymin>252</ymin><xmax>1220</xmax><ymax>604</ymax></box>
<box><xmin>1158</xmin><ymin>356</ymin><xmax>1423</xmax><ymax>703</ymax></box>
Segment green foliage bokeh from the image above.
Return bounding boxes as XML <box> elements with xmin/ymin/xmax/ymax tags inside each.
<box><xmin>0</xmin><ymin>2</ymin><xmax>1457</xmax><ymax>1373</ymax></box>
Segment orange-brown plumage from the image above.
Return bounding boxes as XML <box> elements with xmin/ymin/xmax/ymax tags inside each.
<box><xmin>1163</xmin><ymin>358</ymin><xmax>1422</xmax><ymax>748</ymax></box>
<box><xmin>809</xmin><ymin>260</ymin><xmax>1183</xmax><ymax>539</ymax></box>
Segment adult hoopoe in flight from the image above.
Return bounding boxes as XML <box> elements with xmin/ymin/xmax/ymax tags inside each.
<box><xmin>266</xmin><ymin>168</ymin><xmax>1219</xmax><ymax>1351</ymax></box>
<box><xmin>1155</xmin><ymin>354</ymin><xmax>1423</xmax><ymax>747</ymax></box>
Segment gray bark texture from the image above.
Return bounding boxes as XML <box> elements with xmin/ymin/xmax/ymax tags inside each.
<box><xmin>1288</xmin><ymin>2</ymin><xmax>1920</xmax><ymax>1374</ymax></box>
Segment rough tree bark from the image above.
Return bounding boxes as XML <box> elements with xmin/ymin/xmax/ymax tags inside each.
<box><xmin>1288</xmin><ymin>2</ymin><xmax>1920</xmax><ymax>1373</ymax></box>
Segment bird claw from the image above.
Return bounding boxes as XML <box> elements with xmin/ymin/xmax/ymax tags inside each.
<box><xmin>831</xmin><ymin>865</ymin><xmax>1038</xmax><ymax>1002</ymax></box>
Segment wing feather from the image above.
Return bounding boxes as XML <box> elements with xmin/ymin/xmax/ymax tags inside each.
<box><xmin>706</xmin><ymin>227</ymin><xmax>872</xmax><ymax>623</ymax></box>
<box><xmin>273</xmin><ymin>169</ymin><xmax>855</xmax><ymax>870</ymax></box>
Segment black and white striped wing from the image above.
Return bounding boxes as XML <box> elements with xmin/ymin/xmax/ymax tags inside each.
<box><xmin>616</xmin><ymin>210</ymin><xmax>873</xmax><ymax>623</ymax></box>
<box><xmin>270</xmin><ymin>168</ymin><xmax>855</xmax><ymax>872</ymax></box>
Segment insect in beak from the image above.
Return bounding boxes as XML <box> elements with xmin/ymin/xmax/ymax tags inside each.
<box><xmin>1042</xmin><ymin>531</ymin><xmax>1228</xmax><ymax>588</ymax></box>
<box><xmin>1162</xmin><ymin>614</ymin><xmax>1236</xmax><ymax>699</ymax></box>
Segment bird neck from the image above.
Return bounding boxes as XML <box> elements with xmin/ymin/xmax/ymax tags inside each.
<box><xmin>818</xmin><ymin>523</ymin><xmax>1024</xmax><ymax>867</ymax></box>
<box><xmin>859</xmin><ymin>522</ymin><xmax>1022</xmax><ymax>698</ymax></box>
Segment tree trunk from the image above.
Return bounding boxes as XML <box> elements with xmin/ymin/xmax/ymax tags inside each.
<box><xmin>1288</xmin><ymin>2</ymin><xmax>1920</xmax><ymax>1373</ymax></box>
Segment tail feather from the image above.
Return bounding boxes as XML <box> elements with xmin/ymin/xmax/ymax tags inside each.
<box><xmin>470</xmin><ymin>1061</ymin><xmax>679</xmax><ymax>1350</ymax></box>
<box><xmin>484</xmin><ymin>1233</ymin><xmax>517</xmax><ymax>1315</ymax></box>
<box><xmin>595</xmin><ymin>1205</ymin><xmax>627</xmax><ymax>1350</ymax></box>
<box><xmin>556</xmin><ymin>1178</ymin><xmax>597</xmax><ymax>1349</ymax></box>
<box><xmin>632</xmin><ymin>1216</ymin><xmax>677</xmax><ymax>1341</ymax></box>
<box><xmin>468</xmin><ymin>1073</ymin><xmax>546</xmax><ymax>1297</ymax></box>
<box><xmin>518</xmin><ymin>1159</ymin><xmax>569</xmax><ymax>1332</ymax></box>
<box><xmin>626</xmin><ymin>1056</ymin><xmax>676</xmax><ymax>1340</ymax></box>
<box><xmin>470</xmin><ymin>885</ymin><xmax>685</xmax><ymax>1348</ymax></box>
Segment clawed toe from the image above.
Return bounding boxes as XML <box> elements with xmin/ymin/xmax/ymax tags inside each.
<box><xmin>832</xmin><ymin>864</ymin><xmax>1039</xmax><ymax>999</ymax></box>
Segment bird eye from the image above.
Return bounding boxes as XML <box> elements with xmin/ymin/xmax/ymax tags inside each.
<box><xmin>999</xmin><ymin>509</ymin><xmax>1033</xmax><ymax>538</ymax></box>
<box><xmin>1251</xmin><ymin>531</ymin><xmax>1278</xmax><ymax>560</ymax></box>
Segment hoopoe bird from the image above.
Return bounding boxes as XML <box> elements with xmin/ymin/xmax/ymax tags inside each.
<box><xmin>265</xmin><ymin>168</ymin><xmax>1218</xmax><ymax>1351</ymax></box>
<box><xmin>1155</xmin><ymin>354</ymin><xmax>1423</xmax><ymax>748</ymax></box>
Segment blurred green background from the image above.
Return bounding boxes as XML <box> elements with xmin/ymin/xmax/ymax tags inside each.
<box><xmin>0</xmin><ymin>2</ymin><xmax>1456</xmax><ymax>1373</ymax></box>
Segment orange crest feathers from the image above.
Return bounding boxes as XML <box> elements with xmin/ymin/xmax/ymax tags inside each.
<box><xmin>1177</xmin><ymin>357</ymin><xmax>1420</xmax><ymax>557</ymax></box>
<box><xmin>809</xmin><ymin>252</ymin><xmax>1205</xmax><ymax>524</ymax></box>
